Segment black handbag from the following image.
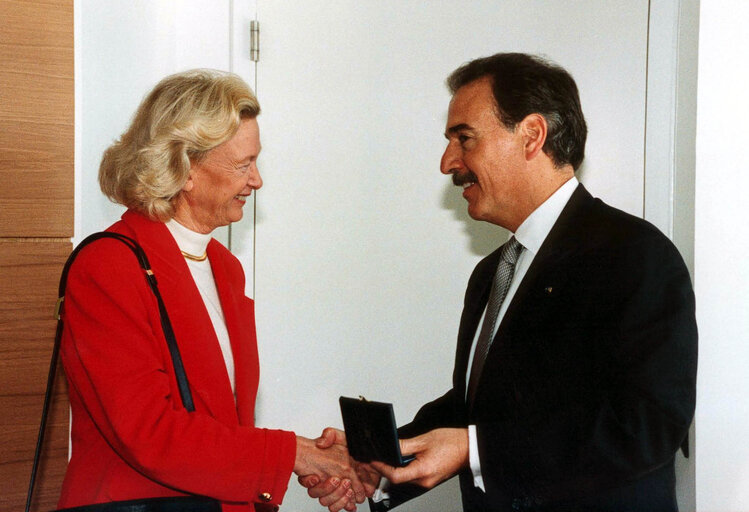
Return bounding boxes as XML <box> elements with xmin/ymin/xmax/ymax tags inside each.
<box><xmin>25</xmin><ymin>232</ymin><xmax>221</xmax><ymax>512</ymax></box>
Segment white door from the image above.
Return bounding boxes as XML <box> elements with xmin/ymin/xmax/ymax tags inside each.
<box><xmin>248</xmin><ymin>2</ymin><xmax>650</xmax><ymax>510</ymax></box>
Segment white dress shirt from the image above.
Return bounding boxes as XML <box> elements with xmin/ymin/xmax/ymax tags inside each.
<box><xmin>467</xmin><ymin>176</ymin><xmax>578</xmax><ymax>489</ymax></box>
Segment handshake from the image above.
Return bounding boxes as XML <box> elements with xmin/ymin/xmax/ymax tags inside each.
<box><xmin>293</xmin><ymin>427</ymin><xmax>469</xmax><ymax>512</ymax></box>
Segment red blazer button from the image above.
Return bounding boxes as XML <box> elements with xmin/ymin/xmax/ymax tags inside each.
<box><xmin>259</xmin><ymin>492</ymin><xmax>272</xmax><ymax>502</ymax></box>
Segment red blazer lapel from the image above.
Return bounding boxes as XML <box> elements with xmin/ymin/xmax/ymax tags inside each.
<box><xmin>207</xmin><ymin>239</ymin><xmax>260</xmax><ymax>427</ymax></box>
<box><xmin>118</xmin><ymin>211</ymin><xmax>239</xmax><ymax>425</ymax></box>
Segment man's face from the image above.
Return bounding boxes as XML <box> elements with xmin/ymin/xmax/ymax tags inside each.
<box><xmin>440</xmin><ymin>77</ymin><xmax>529</xmax><ymax>231</ymax></box>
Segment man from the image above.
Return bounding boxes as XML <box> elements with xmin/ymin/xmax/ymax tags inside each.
<box><xmin>307</xmin><ymin>52</ymin><xmax>697</xmax><ymax>511</ymax></box>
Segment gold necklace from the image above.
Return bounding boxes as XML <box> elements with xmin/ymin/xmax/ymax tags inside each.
<box><xmin>181</xmin><ymin>250</ymin><xmax>207</xmax><ymax>262</ymax></box>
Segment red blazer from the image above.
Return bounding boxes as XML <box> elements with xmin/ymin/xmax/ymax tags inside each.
<box><xmin>58</xmin><ymin>211</ymin><xmax>296</xmax><ymax>511</ymax></box>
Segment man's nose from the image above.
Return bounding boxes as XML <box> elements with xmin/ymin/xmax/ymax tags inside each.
<box><xmin>440</xmin><ymin>143</ymin><xmax>461</xmax><ymax>175</ymax></box>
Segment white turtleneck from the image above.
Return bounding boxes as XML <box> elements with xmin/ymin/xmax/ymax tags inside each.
<box><xmin>165</xmin><ymin>219</ymin><xmax>235</xmax><ymax>397</ymax></box>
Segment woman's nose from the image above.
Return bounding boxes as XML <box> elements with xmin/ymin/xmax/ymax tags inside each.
<box><xmin>248</xmin><ymin>164</ymin><xmax>263</xmax><ymax>190</ymax></box>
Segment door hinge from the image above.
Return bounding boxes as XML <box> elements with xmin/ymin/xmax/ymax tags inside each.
<box><xmin>250</xmin><ymin>20</ymin><xmax>259</xmax><ymax>62</ymax></box>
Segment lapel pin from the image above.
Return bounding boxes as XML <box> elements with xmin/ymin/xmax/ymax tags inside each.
<box><xmin>544</xmin><ymin>286</ymin><xmax>553</xmax><ymax>294</ymax></box>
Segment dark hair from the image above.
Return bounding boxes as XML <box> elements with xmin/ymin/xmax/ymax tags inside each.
<box><xmin>447</xmin><ymin>53</ymin><xmax>587</xmax><ymax>170</ymax></box>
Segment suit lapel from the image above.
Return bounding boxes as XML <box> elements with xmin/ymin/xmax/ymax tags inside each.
<box><xmin>495</xmin><ymin>185</ymin><xmax>593</xmax><ymax>338</ymax></box>
<box><xmin>120</xmin><ymin>211</ymin><xmax>239</xmax><ymax>424</ymax></box>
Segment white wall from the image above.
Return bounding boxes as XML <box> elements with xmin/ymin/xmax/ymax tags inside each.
<box><xmin>694</xmin><ymin>1</ymin><xmax>749</xmax><ymax>509</ymax></box>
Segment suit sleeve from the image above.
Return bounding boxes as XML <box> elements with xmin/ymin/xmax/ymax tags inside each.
<box><xmin>60</xmin><ymin>241</ymin><xmax>296</xmax><ymax>504</ymax></box>
<box><xmin>476</xmin><ymin>232</ymin><xmax>697</xmax><ymax>499</ymax></box>
<box><xmin>365</xmin><ymin>389</ymin><xmax>461</xmax><ymax>511</ymax></box>
<box><xmin>397</xmin><ymin>389</ymin><xmax>463</xmax><ymax>439</ymax></box>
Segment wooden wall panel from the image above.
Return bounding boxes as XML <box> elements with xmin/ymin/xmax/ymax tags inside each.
<box><xmin>0</xmin><ymin>393</ymin><xmax>69</xmax><ymax>510</ymax></box>
<box><xmin>0</xmin><ymin>241</ymin><xmax>71</xmax><ymax>510</ymax></box>
<box><xmin>0</xmin><ymin>0</ymin><xmax>74</xmax><ymax>237</ymax></box>
<box><xmin>0</xmin><ymin>0</ymin><xmax>74</xmax><ymax>510</ymax></box>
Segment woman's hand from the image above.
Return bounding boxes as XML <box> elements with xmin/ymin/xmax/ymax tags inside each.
<box><xmin>294</xmin><ymin>432</ymin><xmax>367</xmax><ymax>511</ymax></box>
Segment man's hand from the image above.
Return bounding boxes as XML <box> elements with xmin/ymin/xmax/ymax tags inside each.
<box><xmin>298</xmin><ymin>428</ymin><xmax>379</xmax><ymax>511</ymax></box>
<box><xmin>370</xmin><ymin>428</ymin><xmax>469</xmax><ymax>489</ymax></box>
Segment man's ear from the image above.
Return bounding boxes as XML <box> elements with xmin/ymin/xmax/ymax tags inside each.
<box><xmin>520</xmin><ymin>113</ymin><xmax>548</xmax><ymax>161</ymax></box>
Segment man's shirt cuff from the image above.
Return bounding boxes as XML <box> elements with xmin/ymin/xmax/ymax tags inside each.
<box><xmin>371</xmin><ymin>476</ymin><xmax>391</xmax><ymax>503</ymax></box>
<box><xmin>469</xmin><ymin>424</ymin><xmax>485</xmax><ymax>491</ymax></box>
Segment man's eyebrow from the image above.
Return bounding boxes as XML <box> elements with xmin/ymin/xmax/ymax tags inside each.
<box><xmin>444</xmin><ymin>123</ymin><xmax>472</xmax><ymax>138</ymax></box>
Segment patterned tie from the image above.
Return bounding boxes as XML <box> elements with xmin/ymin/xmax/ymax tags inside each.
<box><xmin>467</xmin><ymin>236</ymin><xmax>523</xmax><ymax>405</ymax></box>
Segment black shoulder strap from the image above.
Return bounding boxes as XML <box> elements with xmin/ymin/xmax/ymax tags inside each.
<box><xmin>26</xmin><ymin>232</ymin><xmax>195</xmax><ymax>512</ymax></box>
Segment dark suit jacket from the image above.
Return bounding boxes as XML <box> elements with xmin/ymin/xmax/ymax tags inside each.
<box><xmin>382</xmin><ymin>185</ymin><xmax>697</xmax><ymax>512</ymax></box>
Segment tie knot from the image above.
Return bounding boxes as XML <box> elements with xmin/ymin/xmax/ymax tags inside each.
<box><xmin>500</xmin><ymin>236</ymin><xmax>523</xmax><ymax>265</ymax></box>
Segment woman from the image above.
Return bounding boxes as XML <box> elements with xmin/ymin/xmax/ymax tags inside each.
<box><xmin>58</xmin><ymin>70</ymin><xmax>364</xmax><ymax>512</ymax></box>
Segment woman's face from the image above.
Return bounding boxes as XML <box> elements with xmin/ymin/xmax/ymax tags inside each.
<box><xmin>173</xmin><ymin>118</ymin><xmax>262</xmax><ymax>233</ymax></box>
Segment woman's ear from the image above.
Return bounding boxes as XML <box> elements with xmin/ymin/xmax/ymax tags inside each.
<box><xmin>182</xmin><ymin>168</ymin><xmax>196</xmax><ymax>192</ymax></box>
<box><xmin>520</xmin><ymin>113</ymin><xmax>548</xmax><ymax>161</ymax></box>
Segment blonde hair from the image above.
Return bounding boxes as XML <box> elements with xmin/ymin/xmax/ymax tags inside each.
<box><xmin>99</xmin><ymin>69</ymin><xmax>260</xmax><ymax>220</ymax></box>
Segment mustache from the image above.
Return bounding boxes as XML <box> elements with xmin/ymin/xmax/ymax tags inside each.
<box><xmin>452</xmin><ymin>171</ymin><xmax>479</xmax><ymax>187</ymax></box>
